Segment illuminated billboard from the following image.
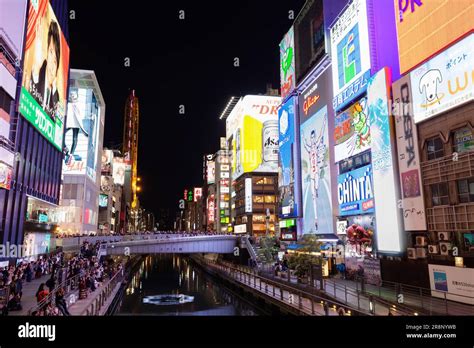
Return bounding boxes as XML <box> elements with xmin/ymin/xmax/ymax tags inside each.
<box><xmin>194</xmin><ymin>187</ymin><xmax>202</xmax><ymax>202</ymax></box>
<box><xmin>18</xmin><ymin>0</ymin><xmax>70</xmax><ymax>150</ymax></box>
<box><xmin>206</xmin><ymin>159</ymin><xmax>215</xmax><ymax>184</ymax></box>
<box><xmin>226</xmin><ymin>95</ymin><xmax>281</xmax><ymax>180</ymax></box>
<box><xmin>101</xmin><ymin>149</ymin><xmax>113</xmax><ymax>175</ymax></box>
<box><xmin>410</xmin><ymin>34</ymin><xmax>474</xmax><ymax>124</ymax></box>
<box><xmin>99</xmin><ymin>194</ymin><xmax>108</xmax><ymax>208</ymax></box>
<box><xmin>112</xmin><ymin>157</ymin><xmax>126</xmax><ymax>186</ymax></box>
<box><xmin>334</xmin><ymin>96</ymin><xmax>371</xmax><ymax>163</ymax></box>
<box><xmin>207</xmin><ymin>194</ymin><xmax>215</xmax><ymax>224</ymax></box>
<box><xmin>337</xmin><ymin>164</ymin><xmax>374</xmax><ymax>216</ymax></box>
<box><xmin>395</xmin><ymin>0</ymin><xmax>474</xmax><ymax>74</ymax></box>
<box><xmin>100</xmin><ymin>175</ymin><xmax>113</xmax><ymax>194</ymax></box>
<box><xmin>0</xmin><ymin>163</ymin><xmax>12</xmax><ymax>190</ymax></box>
<box><xmin>278</xmin><ymin>96</ymin><xmax>298</xmax><ymax>218</ymax></box>
<box><xmin>330</xmin><ymin>0</ymin><xmax>371</xmax><ymax>111</ymax></box>
<box><xmin>392</xmin><ymin>74</ymin><xmax>427</xmax><ymax>231</ymax></box>
<box><xmin>300</xmin><ymin>106</ymin><xmax>332</xmax><ymax>234</ymax></box>
<box><xmin>63</xmin><ymin>87</ymin><xmax>100</xmax><ymax>181</ymax></box>
<box><xmin>368</xmin><ymin>67</ymin><xmax>403</xmax><ymax>253</ymax></box>
<box><xmin>280</xmin><ymin>26</ymin><xmax>296</xmax><ymax>99</ymax></box>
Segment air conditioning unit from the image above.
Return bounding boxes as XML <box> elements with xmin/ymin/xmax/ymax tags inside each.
<box><xmin>428</xmin><ymin>245</ymin><xmax>439</xmax><ymax>254</ymax></box>
<box><xmin>416</xmin><ymin>236</ymin><xmax>428</xmax><ymax>246</ymax></box>
<box><xmin>439</xmin><ymin>242</ymin><xmax>452</xmax><ymax>256</ymax></box>
<box><xmin>438</xmin><ymin>232</ymin><xmax>450</xmax><ymax>241</ymax></box>
<box><xmin>407</xmin><ymin>248</ymin><xmax>417</xmax><ymax>260</ymax></box>
<box><xmin>416</xmin><ymin>248</ymin><xmax>428</xmax><ymax>258</ymax></box>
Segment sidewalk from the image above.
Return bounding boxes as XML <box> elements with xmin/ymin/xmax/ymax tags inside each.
<box><xmin>328</xmin><ymin>277</ymin><xmax>474</xmax><ymax>316</ymax></box>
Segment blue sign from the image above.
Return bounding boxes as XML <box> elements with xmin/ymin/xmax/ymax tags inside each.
<box><xmin>333</xmin><ymin>70</ymin><xmax>371</xmax><ymax>111</ymax></box>
<box><xmin>278</xmin><ymin>96</ymin><xmax>298</xmax><ymax>218</ymax></box>
<box><xmin>337</xmin><ymin>164</ymin><xmax>375</xmax><ymax>216</ymax></box>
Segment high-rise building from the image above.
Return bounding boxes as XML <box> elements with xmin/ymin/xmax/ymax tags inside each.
<box><xmin>55</xmin><ymin>69</ymin><xmax>105</xmax><ymax>236</ymax></box>
<box><xmin>0</xmin><ymin>0</ymin><xmax>70</xmax><ymax>263</ymax></box>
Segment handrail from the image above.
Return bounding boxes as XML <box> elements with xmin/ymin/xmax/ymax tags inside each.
<box><xmin>27</xmin><ymin>273</ymin><xmax>81</xmax><ymax>315</ymax></box>
<box><xmin>243</xmin><ymin>236</ymin><xmax>258</xmax><ymax>262</ymax></box>
<box><xmin>195</xmin><ymin>256</ymin><xmax>370</xmax><ymax>316</ymax></box>
<box><xmin>82</xmin><ymin>265</ymin><xmax>126</xmax><ymax>316</ymax></box>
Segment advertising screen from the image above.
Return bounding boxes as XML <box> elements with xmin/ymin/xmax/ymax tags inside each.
<box><xmin>99</xmin><ymin>193</ymin><xmax>108</xmax><ymax>208</ymax></box>
<box><xmin>112</xmin><ymin>157</ymin><xmax>126</xmax><ymax>186</ymax></box>
<box><xmin>278</xmin><ymin>96</ymin><xmax>298</xmax><ymax>218</ymax></box>
<box><xmin>206</xmin><ymin>160</ymin><xmax>215</xmax><ymax>184</ymax></box>
<box><xmin>101</xmin><ymin>149</ymin><xmax>113</xmax><ymax>175</ymax></box>
<box><xmin>294</xmin><ymin>0</ymin><xmax>325</xmax><ymax>83</ymax></box>
<box><xmin>18</xmin><ymin>0</ymin><xmax>70</xmax><ymax>150</ymax></box>
<box><xmin>428</xmin><ymin>264</ymin><xmax>474</xmax><ymax>305</ymax></box>
<box><xmin>410</xmin><ymin>34</ymin><xmax>474</xmax><ymax>124</ymax></box>
<box><xmin>300</xmin><ymin>106</ymin><xmax>332</xmax><ymax>234</ymax></box>
<box><xmin>280</xmin><ymin>26</ymin><xmax>296</xmax><ymax>99</ymax></box>
<box><xmin>0</xmin><ymin>162</ymin><xmax>12</xmax><ymax>190</ymax></box>
<box><xmin>337</xmin><ymin>164</ymin><xmax>374</xmax><ymax>216</ymax></box>
<box><xmin>100</xmin><ymin>175</ymin><xmax>113</xmax><ymax>194</ymax></box>
<box><xmin>395</xmin><ymin>0</ymin><xmax>474</xmax><ymax>74</ymax></box>
<box><xmin>392</xmin><ymin>74</ymin><xmax>427</xmax><ymax>231</ymax></box>
<box><xmin>207</xmin><ymin>194</ymin><xmax>215</xmax><ymax>224</ymax></box>
<box><xmin>368</xmin><ymin>67</ymin><xmax>403</xmax><ymax>253</ymax></box>
<box><xmin>63</xmin><ymin>87</ymin><xmax>100</xmax><ymax>181</ymax></box>
<box><xmin>334</xmin><ymin>96</ymin><xmax>371</xmax><ymax>163</ymax></box>
<box><xmin>194</xmin><ymin>187</ymin><xmax>202</xmax><ymax>202</ymax></box>
<box><xmin>226</xmin><ymin>95</ymin><xmax>281</xmax><ymax>180</ymax></box>
<box><xmin>330</xmin><ymin>0</ymin><xmax>371</xmax><ymax>111</ymax></box>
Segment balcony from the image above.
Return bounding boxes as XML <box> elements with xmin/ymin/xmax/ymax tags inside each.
<box><xmin>421</xmin><ymin>151</ymin><xmax>474</xmax><ymax>186</ymax></box>
<box><xmin>426</xmin><ymin>203</ymin><xmax>474</xmax><ymax>232</ymax></box>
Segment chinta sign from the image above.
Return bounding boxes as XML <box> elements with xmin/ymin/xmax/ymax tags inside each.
<box><xmin>337</xmin><ymin>164</ymin><xmax>374</xmax><ymax>216</ymax></box>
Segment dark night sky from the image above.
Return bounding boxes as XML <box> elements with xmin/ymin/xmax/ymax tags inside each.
<box><xmin>68</xmin><ymin>0</ymin><xmax>306</xmax><ymax>220</ymax></box>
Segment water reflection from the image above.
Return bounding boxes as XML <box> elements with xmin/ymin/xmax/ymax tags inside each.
<box><xmin>118</xmin><ymin>255</ymin><xmax>258</xmax><ymax>316</ymax></box>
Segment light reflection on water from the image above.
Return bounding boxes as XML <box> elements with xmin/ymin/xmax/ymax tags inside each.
<box><xmin>118</xmin><ymin>255</ymin><xmax>258</xmax><ymax>316</ymax></box>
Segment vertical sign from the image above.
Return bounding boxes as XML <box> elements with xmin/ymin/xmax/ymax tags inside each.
<box><xmin>245</xmin><ymin>178</ymin><xmax>252</xmax><ymax>213</ymax></box>
<box><xmin>368</xmin><ymin>67</ymin><xmax>403</xmax><ymax>253</ymax></box>
<box><xmin>330</xmin><ymin>0</ymin><xmax>371</xmax><ymax>111</ymax></box>
<box><xmin>393</xmin><ymin>74</ymin><xmax>427</xmax><ymax>231</ymax></box>
<box><xmin>194</xmin><ymin>188</ymin><xmax>202</xmax><ymax>202</ymax></box>
<box><xmin>280</xmin><ymin>26</ymin><xmax>296</xmax><ymax>99</ymax></box>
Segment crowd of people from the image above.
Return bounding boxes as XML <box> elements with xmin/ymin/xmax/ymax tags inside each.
<box><xmin>0</xmin><ymin>240</ymin><xmax>124</xmax><ymax>316</ymax></box>
<box><xmin>0</xmin><ymin>251</ymin><xmax>63</xmax><ymax>314</ymax></box>
<box><xmin>31</xmin><ymin>240</ymin><xmax>122</xmax><ymax>316</ymax></box>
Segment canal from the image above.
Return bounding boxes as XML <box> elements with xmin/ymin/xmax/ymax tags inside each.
<box><xmin>117</xmin><ymin>255</ymin><xmax>262</xmax><ymax>316</ymax></box>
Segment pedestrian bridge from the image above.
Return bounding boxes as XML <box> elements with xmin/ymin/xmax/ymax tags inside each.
<box><xmin>55</xmin><ymin>234</ymin><xmax>238</xmax><ymax>255</ymax></box>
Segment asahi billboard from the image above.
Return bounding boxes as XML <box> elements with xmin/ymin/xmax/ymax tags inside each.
<box><xmin>393</xmin><ymin>74</ymin><xmax>427</xmax><ymax>231</ymax></box>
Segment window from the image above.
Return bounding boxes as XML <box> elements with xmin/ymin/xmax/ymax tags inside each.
<box><xmin>0</xmin><ymin>88</ymin><xmax>13</xmax><ymax>114</ymax></box>
<box><xmin>453</xmin><ymin>127</ymin><xmax>474</xmax><ymax>154</ymax></box>
<box><xmin>430</xmin><ymin>183</ymin><xmax>449</xmax><ymax>206</ymax></box>
<box><xmin>264</xmin><ymin>195</ymin><xmax>276</xmax><ymax>203</ymax></box>
<box><xmin>426</xmin><ymin>137</ymin><xmax>444</xmax><ymax>160</ymax></box>
<box><xmin>252</xmin><ymin>215</ymin><xmax>265</xmax><ymax>223</ymax></box>
<box><xmin>457</xmin><ymin>178</ymin><xmax>474</xmax><ymax>203</ymax></box>
<box><xmin>255</xmin><ymin>177</ymin><xmax>273</xmax><ymax>185</ymax></box>
<box><xmin>253</xmin><ymin>196</ymin><xmax>264</xmax><ymax>203</ymax></box>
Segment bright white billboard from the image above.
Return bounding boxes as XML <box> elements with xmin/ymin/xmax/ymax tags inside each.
<box><xmin>226</xmin><ymin>95</ymin><xmax>281</xmax><ymax>180</ymax></box>
<box><xmin>428</xmin><ymin>264</ymin><xmax>474</xmax><ymax>305</ymax></box>
<box><xmin>368</xmin><ymin>67</ymin><xmax>403</xmax><ymax>254</ymax></box>
<box><xmin>245</xmin><ymin>178</ymin><xmax>252</xmax><ymax>213</ymax></box>
<box><xmin>330</xmin><ymin>0</ymin><xmax>371</xmax><ymax>111</ymax></box>
<box><xmin>393</xmin><ymin>75</ymin><xmax>427</xmax><ymax>231</ymax></box>
<box><xmin>410</xmin><ymin>34</ymin><xmax>474</xmax><ymax>124</ymax></box>
<box><xmin>63</xmin><ymin>87</ymin><xmax>100</xmax><ymax>181</ymax></box>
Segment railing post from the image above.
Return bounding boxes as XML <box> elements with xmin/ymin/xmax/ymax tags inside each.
<box><xmin>420</xmin><ymin>288</ymin><xmax>424</xmax><ymax>309</ymax></box>
<box><xmin>444</xmin><ymin>292</ymin><xmax>448</xmax><ymax>315</ymax></box>
<box><xmin>345</xmin><ymin>285</ymin><xmax>348</xmax><ymax>304</ymax></box>
<box><xmin>280</xmin><ymin>286</ymin><xmax>283</xmax><ymax>301</ymax></box>
<box><xmin>298</xmin><ymin>294</ymin><xmax>302</xmax><ymax>310</ymax></box>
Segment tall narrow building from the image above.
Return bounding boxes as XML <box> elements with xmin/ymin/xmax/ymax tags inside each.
<box><xmin>122</xmin><ymin>90</ymin><xmax>139</xmax><ymax>231</ymax></box>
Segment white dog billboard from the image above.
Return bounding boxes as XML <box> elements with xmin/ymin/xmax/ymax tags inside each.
<box><xmin>410</xmin><ymin>34</ymin><xmax>474</xmax><ymax>124</ymax></box>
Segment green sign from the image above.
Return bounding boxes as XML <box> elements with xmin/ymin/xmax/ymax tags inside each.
<box><xmin>38</xmin><ymin>213</ymin><xmax>48</xmax><ymax>223</ymax></box>
<box><xmin>19</xmin><ymin>87</ymin><xmax>64</xmax><ymax>151</ymax></box>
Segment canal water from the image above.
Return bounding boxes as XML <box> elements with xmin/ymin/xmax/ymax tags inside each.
<box><xmin>117</xmin><ymin>255</ymin><xmax>260</xmax><ymax>316</ymax></box>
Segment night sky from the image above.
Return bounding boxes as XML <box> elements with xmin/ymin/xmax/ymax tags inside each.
<box><xmin>68</xmin><ymin>0</ymin><xmax>306</xmax><ymax>220</ymax></box>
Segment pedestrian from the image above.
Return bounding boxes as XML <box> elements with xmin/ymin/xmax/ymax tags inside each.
<box><xmin>45</xmin><ymin>276</ymin><xmax>56</xmax><ymax>292</ymax></box>
<box><xmin>323</xmin><ymin>302</ymin><xmax>329</xmax><ymax>316</ymax></box>
<box><xmin>55</xmin><ymin>288</ymin><xmax>70</xmax><ymax>316</ymax></box>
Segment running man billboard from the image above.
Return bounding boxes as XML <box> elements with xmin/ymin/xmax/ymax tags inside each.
<box><xmin>299</xmin><ymin>69</ymin><xmax>334</xmax><ymax>235</ymax></box>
